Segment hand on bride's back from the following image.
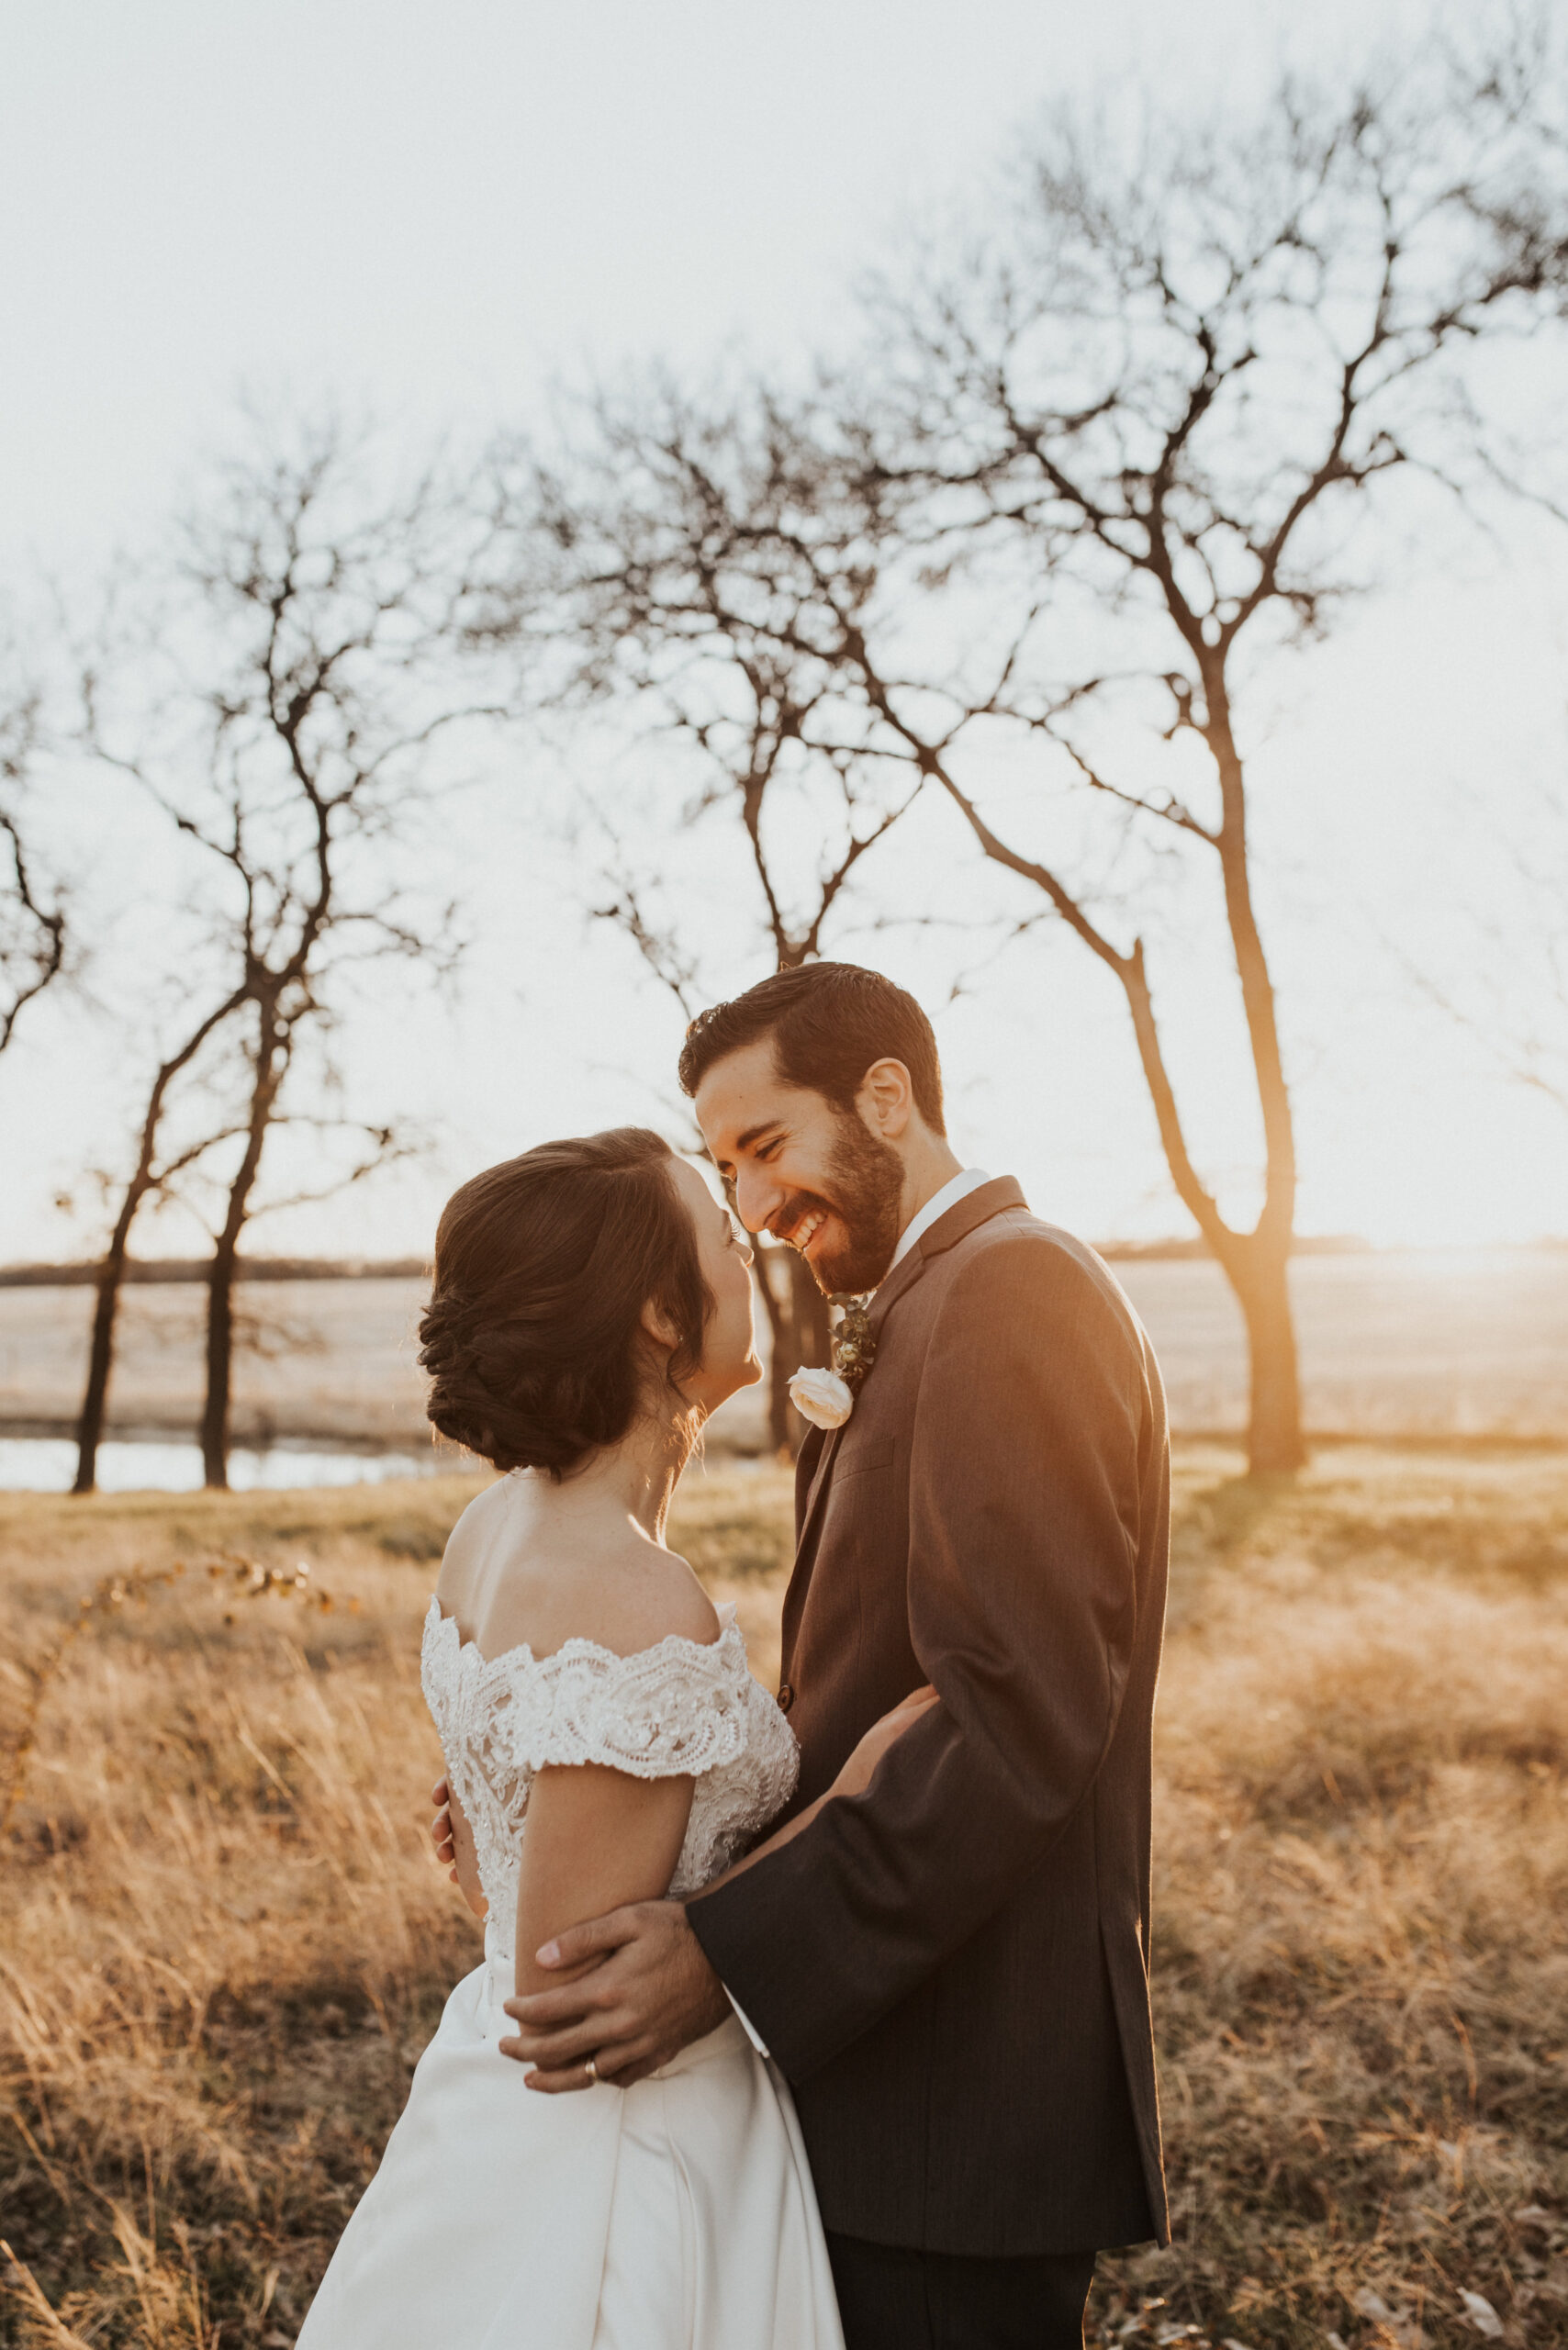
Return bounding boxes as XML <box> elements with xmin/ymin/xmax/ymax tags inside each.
<box><xmin>431</xmin><ymin>1774</ymin><xmax>488</xmax><ymax>1919</ymax></box>
<box><xmin>829</xmin><ymin>1684</ymin><xmax>939</xmax><ymax>1800</ymax></box>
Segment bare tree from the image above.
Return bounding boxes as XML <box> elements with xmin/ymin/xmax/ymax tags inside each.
<box><xmin>73</xmin><ymin>417</ymin><xmax>490</xmax><ymax>1491</ymax></box>
<box><xmin>578</xmin><ymin>880</ymin><xmax>827</xmax><ymax>1453</ymax></box>
<box><xmin>483</xmin><ymin>397</ymin><xmax>924</xmax><ymax>1449</ymax></box>
<box><xmin>1</xmin><ymin>666</ymin><xmax>66</xmax><ymax>1054</ymax></box>
<box><xmin>833</xmin><ymin>34</ymin><xmax>1568</xmax><ymax>1469</ymax></box>
<box><xmin>504</xmin><ymin>26</ymin><xmax>1568</xmax><ymax>1476</ymax></box>
<box><xmin>71</xmin><ymin>995</ymin><xmax>251</xmax><ymax>1492</ymax></box>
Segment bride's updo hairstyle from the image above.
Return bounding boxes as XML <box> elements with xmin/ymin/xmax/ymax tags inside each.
<box><xmin>419</xmin><ymin>1128</ymin><xmax>715</xmax><ymax>1477</ymax></box>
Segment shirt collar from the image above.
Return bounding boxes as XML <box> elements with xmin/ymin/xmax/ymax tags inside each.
<box><xmin>888</xmin><ymin>1168</ymin><xmax>992</xmax><ymax>1271</ymax></box>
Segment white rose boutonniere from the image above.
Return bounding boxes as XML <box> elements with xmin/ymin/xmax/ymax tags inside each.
<box><xmin>788</xmin><ymin>1294</ymin><xmax>878</xmax><ymax>1431</ymax></box>
<box><xmin>789</xmin><ymin>1365</ymin><xmax>856</xmax><ymax>1430</ymax></box>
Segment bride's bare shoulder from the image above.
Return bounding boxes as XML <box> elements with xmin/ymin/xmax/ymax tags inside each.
<box><xmin>438</xmin><ymin>1477</ymin><xmax>720</xmax><ymax>1663</ymax></box>
<box><xmin>579</xmin><ymin>1537</ymin><xmax>721</xmax><ymax>1660</ymax></box>
<box><xmin>489</xmin><ymin>1539</ymin><xmax>718</xmax><ymax>1665</ymax></box>
<box><xmin>437</xmin><ymin>1472</ymin><xmax>515</xmax><ymax>1562</ymax></box>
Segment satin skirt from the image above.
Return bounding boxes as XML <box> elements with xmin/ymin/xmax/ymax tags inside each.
<box><xmin>296</xmin><ymin>1936</ymin><xmax>844</xmax><ymax>2349</ymax></box>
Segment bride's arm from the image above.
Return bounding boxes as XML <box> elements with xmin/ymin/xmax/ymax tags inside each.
<box><xmin>704</xmin><ymin>1684</ymin><xmax>940</xmax><ymax>1894</ymax></box>
<box><xmin>512</xmin><ymin>1764</ymin><xmax>697</xmax><ymax>2002</ymax></box>
<box><xmin>497</xmin><ymin>1690</ymin><xmax>941</xmax><ymax>2091</ymax></box>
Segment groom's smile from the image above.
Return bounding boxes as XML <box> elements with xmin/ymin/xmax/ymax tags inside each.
<box><xmin>769</xmin><ymin>1196</ymin><xmax>834</xmax><ymax>1263</ymax></box>
<box><xmin>781</xmin><ymin>1203</ymin><xmax>827</xmax><ymax>1253</ymax></box>
<box><xmin>693</xmin><ymin>1038</ymin><xmax>912</xmax><ymax>1297</ymax></box>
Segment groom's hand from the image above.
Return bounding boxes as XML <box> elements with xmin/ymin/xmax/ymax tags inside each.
<box><xmin>499</xmin><ymin>1900</ymin><xmax>729</xmax><ymax>2091</ymax></box>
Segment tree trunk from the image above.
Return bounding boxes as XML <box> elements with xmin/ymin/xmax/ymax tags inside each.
<box><xmin>788</xmin><ymin>1251</ymin><xmax>833</xmax><ymax>1369</ymax></box>
<box><xmin>1204</xmin><ymin>690</ymin><xmax>1305</xmax><ymax>1473</ymax></box>
<box><xmin>72</xmin><ymin>990</ymin><xmax>251</xmax><ymax>1494</ymax></box>
<box><xmin>1228</xmin><ymin>1237</ymin><xmax>1306</xmax><ymax>1475</ymax></box>
<box><xmin>1117</xmin><ymin>938</ymin><xmax>1306</xmax><ymax>1478</ymax></box>
<box><xmin>752</xmin><ymin>1244</ymin><xmax>834</xmax><ymax>1459</ymax></box>
<box><xmin>200</xmin><ymin>1231</ymin><xmax>241</xmax><ymax>1489</ymax></box>
<box><xmin>786</xmin><ymin>1250</ymin><xmax>833</xmax><ymax>1449</ymax></box>
<box><xmin>201</xmin><ymin>1017</ymin><xmax>285</xmax><ymax>1489</ymax></box>
<box><xmin>920</xmin><ymin>723</ymin><xmax>1310</xmax><ymax>1480</ymax></box>
<box><xmin>753</xmin><ymin>1251</ymin><xmax>793</xmax><ymax>1454</ymax></box>
<box><xmin>73</xmin><ymin>1206</ymin><xmax>140</xmax><ymax>1494</ymax></box>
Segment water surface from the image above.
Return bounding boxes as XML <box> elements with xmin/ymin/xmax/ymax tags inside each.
<box><xmin>0</xmin><ymin>1438</ymin><xmax>452</xmax><ymax>1494</ymax></box>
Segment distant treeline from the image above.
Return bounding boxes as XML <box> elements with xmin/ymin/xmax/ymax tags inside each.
<box><xmin>1099</xmin><ymin>1235</ymin><xmax>1374</xmax><ymax>1263</ymax></box>
<box><xmin>0</xmin><ymin>1257</ymin><xmax>429</xmax><ymax>1289</ymax></box>
<box><xmin>0</xmin><ymin>1237</ymin><xmax>1379</xmax><ymax>1289</ymax></box>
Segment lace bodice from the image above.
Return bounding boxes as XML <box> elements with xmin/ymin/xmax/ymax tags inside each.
<box><xmin>421</xmin><ymin>1599</ymin><xmax>800</xmax><ymax>1965</ymax></box>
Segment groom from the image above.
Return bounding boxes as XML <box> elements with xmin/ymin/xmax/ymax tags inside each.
<box><xmin>500</xmin><ymin>962</ymin><xmax>1170</xmax><ymax>2349</ymax></box>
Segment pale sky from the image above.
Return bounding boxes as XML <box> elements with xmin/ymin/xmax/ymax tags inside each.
<box><xmin>3</xmin><ymin>0</ymin><xmax>1564</xmax><ymax>1261</ymax></box>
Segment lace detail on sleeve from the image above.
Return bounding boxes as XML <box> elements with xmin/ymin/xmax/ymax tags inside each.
<box><xmin>504</xmin><ymin>1631</ymin><xmax>754</xmax><ymax>1778</ymax></box>
<box><xmin>668</xmin><ymin>1673</ymin><xmax>800</xmax><ymax>1897</ymax></box>
<box><xmin>420</xmin><ymin>1603</ymin><xmax>797</xmax><ymax>1964</ymax></box>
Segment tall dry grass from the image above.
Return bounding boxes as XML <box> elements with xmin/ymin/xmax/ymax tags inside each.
<box><xmin>1095</xmin><ymin>1449</ymin><xmax>1568</xmax><ymax>2350</ymax></box>
<box><xmin>2</xmin><ymin>1449</ymin><xmax>1564</xmax><ymax>2347</ymax></box>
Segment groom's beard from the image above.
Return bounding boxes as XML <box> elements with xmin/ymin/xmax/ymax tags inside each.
<box><xmin>775</xmin><ymin>1115</ymin><xmax>906</xmax><ymax>1297</ymax></box>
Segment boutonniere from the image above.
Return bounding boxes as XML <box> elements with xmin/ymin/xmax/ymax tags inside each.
<box><xmin>788</xmin><ymin>1294</ymin><xmax>877</xmax><ymax>1431</ymax></box>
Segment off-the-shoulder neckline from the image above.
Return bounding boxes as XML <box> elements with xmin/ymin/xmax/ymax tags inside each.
<box><xmin>423</xmin><ymin>1595</ymin><xmax>742</xmax><ymax>1676</ymax></box>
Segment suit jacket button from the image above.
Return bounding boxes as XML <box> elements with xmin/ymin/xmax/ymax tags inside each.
<box><xmin>777</xmin><ymin>1682</ymin><xmax>794</xmax><ymax>1714</ymax></box>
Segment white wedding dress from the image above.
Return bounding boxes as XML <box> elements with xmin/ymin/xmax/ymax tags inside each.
<box><xmin>297</xmin><ymin>1595</ymin><xmax>844</xmax><ymax>2350</ymax></box>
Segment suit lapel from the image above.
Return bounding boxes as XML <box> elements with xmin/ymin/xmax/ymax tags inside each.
<box><xmin>779</xmin><ymin>1260</ymin><xmax>924</xmax><ymax>1669</ymax></box>
<box><xmin>780</xmin><ymin>1418</ymin><xmax>846</xmax><ymax>1672</ymax></box>
<box><xmin>864</xmin><ymin>1176</ymin><xmax>1025</xmax><ymax>1343</ymax></box>
<box><xmin>793</xmin><ymin>1423</ymin><xmax>827</xmax><ymax>1539</ymax></box>
<box><xmin>866</xmin><ymin>1245</ymin><xmax>927</xmax><ymax>1343</ymax></box>
<box><xmin>913</xmin><ymin>1173</ymin><xmax>1025</xmax><ymax>1262</ymax></box>
<box><xmin>778</xmin><ymin>1176</ymin><xmax>1029</xmax><ymax>1677</ymax></box>
<box><xmin>798</xmin><ymin>1418</ymin><xmax>847</xmax><ymax>1549</ymax></box>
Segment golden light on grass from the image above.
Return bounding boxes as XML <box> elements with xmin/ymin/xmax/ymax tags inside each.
<box><xmin>1</xmin><ymin>1455</ymin><xmax>1564</xmax><ymax>2347</ymax></box>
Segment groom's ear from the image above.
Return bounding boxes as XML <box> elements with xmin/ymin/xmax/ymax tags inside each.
<box><xmin>855</xmin><ymin>1058</ymin><xmax>915</xmax><ymax>1142</ymax></box>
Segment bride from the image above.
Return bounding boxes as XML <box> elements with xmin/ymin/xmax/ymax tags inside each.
<box><xmin>297</xmin><ymin>1128</ymin><xmax>921</xmax><ymax>2349</ymax></box>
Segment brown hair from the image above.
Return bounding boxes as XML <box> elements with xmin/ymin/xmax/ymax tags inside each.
<box><xmin>678</xmin><ymin>962</ymin><xmax>946</xmax><ymax>1134</ymax></box>
<box><xmin>418</xmin><ymin>1128</ymin><xmax>713</xmax><ymax>1476</ymax></box>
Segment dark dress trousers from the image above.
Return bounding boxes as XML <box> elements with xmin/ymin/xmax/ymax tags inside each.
<box><xmin>689</xmin><ymin>1179</ymin><xmax>1170</xmax><ymax>2259</ymax></box>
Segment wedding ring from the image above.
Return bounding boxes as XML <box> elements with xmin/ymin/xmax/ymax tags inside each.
<box><xmin>584</xmin><ymin>2056</ymin><xmax>598</xmax><ymax>2082</ymax></box>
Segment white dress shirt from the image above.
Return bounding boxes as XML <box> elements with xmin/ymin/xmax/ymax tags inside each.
<box><xmin>888</xmin><ymin>1167</ymin><xmax>992</xmax><ymax>1270</ymax></box>
<box><xmin>723</xmin><ymin>1167</ymin><xmax>992</xmax><ymax>2056</ymax></box>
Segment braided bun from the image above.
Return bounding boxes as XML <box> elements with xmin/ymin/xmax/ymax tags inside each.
<box><xmin>419</xmin><ymin>1129</ymin><xmax>712</xmax><ymax>1476</ymax></box>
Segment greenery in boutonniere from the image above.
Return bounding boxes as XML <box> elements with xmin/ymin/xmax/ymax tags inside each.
<box><xmin>830</xmin><ymin>1294</ymin><xmax>876</xmax><ymax>1395</ymax></box>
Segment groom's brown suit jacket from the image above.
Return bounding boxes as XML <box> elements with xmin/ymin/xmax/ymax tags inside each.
<box><xmin>689</xmin><ymin>1178</ymin><xmax>1170</xmax><ymax>2257</ymax></box>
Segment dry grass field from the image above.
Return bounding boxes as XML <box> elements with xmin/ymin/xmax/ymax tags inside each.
<box><xmin>2</xmin><ymin>1448</ymin><xmax>1564</xmax><ymax>2348</ymax></box>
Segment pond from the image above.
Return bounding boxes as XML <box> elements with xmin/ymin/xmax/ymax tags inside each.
<box><xmin>0</xmin><ymin>1436</ymin><xmax>455</xmax><ymax>1494</ymax></box>
<box><xmin>3</xmin><ymin>1246</ymin><xmax>1565</xmax><ymax>1489</ymax></box>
